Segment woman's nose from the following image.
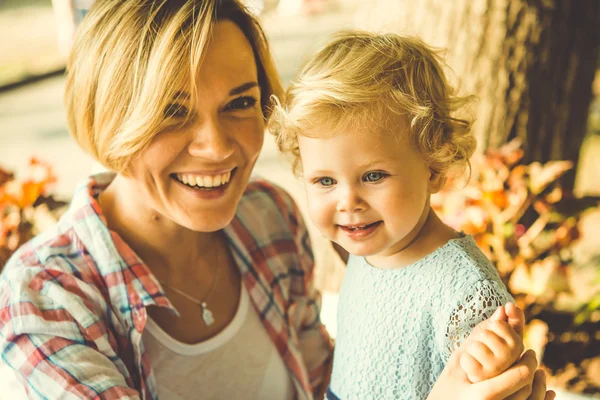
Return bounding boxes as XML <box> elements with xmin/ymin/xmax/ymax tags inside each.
<box><xmin>336</xmin><ymin>187</ymin><xmax>366</xmax><ymax>213</ymax></box>
<box><xmin>187</xmin><ymin>118</ymin><xmax>234</xmax><ymax>161</ymax></box>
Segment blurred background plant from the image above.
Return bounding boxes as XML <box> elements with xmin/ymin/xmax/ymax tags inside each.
<box><xmin>0</xmin><ymin>159</ymin><xmax>68</xmax><ymax>269</ymax></box>
<box><xmin>432</xmin><ymin>139</ymin><xmax>600</xmax><ymax>395</ymax></box>
<box><xmin>577</xmin><ymin>254</ymin><xmax>600</xmax><ymax>325</ymax></box>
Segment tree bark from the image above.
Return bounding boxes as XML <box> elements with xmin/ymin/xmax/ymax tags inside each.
<box><xmin>355</xmin><ymin>0</ymin><xmax>599</xmax><ymax>189</ymax></box>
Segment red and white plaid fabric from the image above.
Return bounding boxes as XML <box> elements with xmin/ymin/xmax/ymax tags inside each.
<box><xmin>0</xmin><ymin>173</ymin><xmax>333</xmax><ymax>399</ymax></box>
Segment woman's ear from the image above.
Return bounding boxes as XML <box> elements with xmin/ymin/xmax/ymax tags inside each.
<box><xmin>428</xmin><ymin>170</ymin><xmax>446</xmax><ymax>194</ymax></box>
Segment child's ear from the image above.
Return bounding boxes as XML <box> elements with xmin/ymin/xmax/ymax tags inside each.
<box><xmin>428</xmin><ymin>170</ymin><xmax>446</xmax><ymax>194</ymax></box>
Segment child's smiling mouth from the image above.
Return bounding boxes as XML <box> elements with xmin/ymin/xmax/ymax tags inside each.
<box><xmin>338</xmin><ymin>221</ymin><xmax>382</xmax><ymax>239</ymax></box>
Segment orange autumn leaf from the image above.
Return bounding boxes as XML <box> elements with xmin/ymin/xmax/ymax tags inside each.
<box><xmin>20</xmin><ymin>181</ymin><xmax>45</xmax><ymax>208</ymax></box>
<box><xmin>483</xmin><ymin>190</ymin><xmax>508</xmax><ymax>209</ymax></box>
<box><xmin>28</xmin><ymin>157</ymin><xmax>56</xmax><ymax>185</ymax></box>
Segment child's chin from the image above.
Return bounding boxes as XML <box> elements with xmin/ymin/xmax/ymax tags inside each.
<box><xmin>345</xmin><ymin>244</ymin><xmax>381</xmax><ymax>258</ymax></box>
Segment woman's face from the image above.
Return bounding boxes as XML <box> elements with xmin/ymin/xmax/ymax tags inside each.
<box><xmin>127</xmin><ymin>20</ymin><xmax>265</xmax><ymax>232</ymax></box>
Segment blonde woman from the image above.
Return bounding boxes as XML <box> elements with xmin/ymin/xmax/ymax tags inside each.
<box><xmin>0</xmin><ymin>1</ymin><xmax>549</xmax><ymax>399</ymax></box>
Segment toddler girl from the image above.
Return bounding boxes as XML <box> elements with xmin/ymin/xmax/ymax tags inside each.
<box><xmin>271</xmin><ymin>31</ymin><xmax>521</xmax><ymax>399</ymax></box>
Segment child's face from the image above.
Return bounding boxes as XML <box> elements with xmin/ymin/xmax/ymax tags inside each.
<box><xmin>298</xmin><ymin>117</ymin><xmax>439</xmax><ymax>259</ymax></box>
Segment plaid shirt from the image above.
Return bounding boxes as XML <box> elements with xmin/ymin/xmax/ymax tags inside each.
<box><xmin>0</xmin><ymin>173</ymin><xmax>333</xmax><ymax>400</ymax></box>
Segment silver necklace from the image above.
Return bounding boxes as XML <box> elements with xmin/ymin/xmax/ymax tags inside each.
<box><xmin>158</xmin><ymin>244</ymin><xmax>222</xmax><ymax>327</ymax></box>
<box><xmin>97</xmin><ymin>193</ymin><xmax>221</xmax><ymax>327</ymax></box>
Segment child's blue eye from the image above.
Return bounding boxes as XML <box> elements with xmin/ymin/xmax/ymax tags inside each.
<box><xmin>227</xmin><ymin>96</ymin><xmax>258</xmax><ymax>111</ymax></box>
<box><xmin>364</xmin><ymin>172</ymin><xmax>386</xmax><ymax>182</ymax></box>
<box><xmin>318</xmin><ymin>177</ymin><xmax>335</xmax><ymax>187</ymax></box>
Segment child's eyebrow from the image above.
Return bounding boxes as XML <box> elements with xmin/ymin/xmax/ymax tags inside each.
<box><xmin>306</xmin><ymin>169</ymin><xmax>334</xmax><ymax>176</ymax></box>
<box><xmin>358</xmin><ymin>160</ymin><xmax>390</xmax><ymax>169</ymax></box>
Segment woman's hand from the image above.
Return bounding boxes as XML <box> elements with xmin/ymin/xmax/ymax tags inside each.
<box><xmin>428</xmin><ymin>346</ymin><xmax>537</xmax><ymax>400</ymax></box>
<box><xmin>428</xmin><ymin>311</ymin><xmax>556</xmax><ymax>400</ymax></box>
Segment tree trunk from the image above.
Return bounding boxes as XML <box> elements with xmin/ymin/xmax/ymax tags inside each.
<box><xmin>355</xmin><ymin>0</ymin><xmax>599</xmax><ymax>189</ymax></box>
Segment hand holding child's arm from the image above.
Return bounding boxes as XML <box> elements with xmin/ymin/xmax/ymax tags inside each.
<box><xmin>429</xmin><ymin>315</ymin><xmax>556</xmax><ymax>400</ymax></box>
<box><xmin>460</xmin><ymin>304</ymin><xmax>524</xmax><ymax>383</ymax></box>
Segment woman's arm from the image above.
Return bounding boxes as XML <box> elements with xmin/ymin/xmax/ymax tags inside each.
<box><xmin>0</xmin><ymin>266</ymin><xmax>141</xmax><ymax>399</ymax></box>
<box><xmin>2</xmin><ymin>334</ymin><xmax>140</xmax><ymax>399</ymax></box>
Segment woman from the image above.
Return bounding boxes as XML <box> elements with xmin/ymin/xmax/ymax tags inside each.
<box><xmin>0</xmin><ymin>1</ymin><xmax>551</xmax><ymax>399</ymax></box>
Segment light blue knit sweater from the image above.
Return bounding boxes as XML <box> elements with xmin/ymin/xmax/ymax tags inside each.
<box><xmin>329</xmin><ymin>235</ymin><xmax>513</xmax><ymax>400</ymax></box>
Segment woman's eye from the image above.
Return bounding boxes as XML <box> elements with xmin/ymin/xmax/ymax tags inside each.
<box><xmin>164</xmin><ymin>103</ymin><xmax>189</xmax><ymax>119</ymax></box>
<box><xmin>364</xmin><ymin>172</ymin><xmax>386</xmax><ymax>182</ymax></box>
<box><xmin>317</xmin><ymin>177</ymin><xmax>335</xmax><ymax>187</ymax></box>
<box><xmin>227</xmin><ymin>96</ymin><xmax>258</xmax><ymax>111</ymax></box>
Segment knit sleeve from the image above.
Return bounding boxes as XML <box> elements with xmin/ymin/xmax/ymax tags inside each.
<box><xmin>442</xmin><ymin>279</ymin><xmax>514</xmax><ymax>361</ymax></box>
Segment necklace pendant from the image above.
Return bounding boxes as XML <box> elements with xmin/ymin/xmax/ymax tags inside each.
<box><xmin>201</xmin><ymin>302</ymin><xmax>215</xmax><ymax>326</ymax></box>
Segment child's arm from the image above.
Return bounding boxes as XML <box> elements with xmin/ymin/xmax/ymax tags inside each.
<box><xmin>459</xmin><ymin>303</ymin><xmax>524</xmax><ymax>383</ymax></box>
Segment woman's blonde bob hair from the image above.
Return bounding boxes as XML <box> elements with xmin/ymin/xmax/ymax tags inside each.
<box><xmin>270</xmin><ymin>30</ymin><xmax>476</xmax><ymax>180</ymax></box>
<box><xmin>66</xmin><ymin>0</ymin><xmax>282</xmax><ymax>172</ymax></box>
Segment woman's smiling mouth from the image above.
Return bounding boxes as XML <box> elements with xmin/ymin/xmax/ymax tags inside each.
<box><xmin>171</xmin><ymin>168</ymin><xmax>237</xmax><ymax>192</ymax></box>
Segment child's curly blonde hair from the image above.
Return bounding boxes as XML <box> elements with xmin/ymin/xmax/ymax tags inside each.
<box><xmin>270</xmin><ymin>30</ymin><xmax>476</xmax><ymax>182</ymax></box>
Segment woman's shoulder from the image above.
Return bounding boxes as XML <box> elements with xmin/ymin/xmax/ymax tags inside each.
<box><xmin>3</xmin><ymin>222</ymin><xmax>71</xmax><ymax>272</ymax></box>
<box><xmin>0</xmin><ymin>221</ymin><xmax>116</xmax><ymax>345</ymax></box>
<box><xmin>2</xmin><ymin>174</ymin><xmax>121</xmax><ymax>292</ymax></box>
<box><xmin>1</xmin><ymin>216</ymin><xmax>99</xmax><ymax>308</ymax></box>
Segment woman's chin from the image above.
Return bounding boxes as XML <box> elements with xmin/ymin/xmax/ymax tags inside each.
<box><xmin>182</xmin><ymin>210</ymin><xmax>236</xmax><ymax>233</ymax></box>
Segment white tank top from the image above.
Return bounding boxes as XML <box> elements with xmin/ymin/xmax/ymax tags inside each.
<box><xmin>142</xmin><ymin>285</ymin><xmax>296</xmax><ymax>400</ymax></box>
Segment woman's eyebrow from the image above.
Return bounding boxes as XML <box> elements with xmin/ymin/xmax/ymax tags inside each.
<box><xmin>229</xmin><ymin>82</ymin><xmax>259</xmax><ymax>96</ymax></box>
<box><xmin>170</xmin><ymin>83</ymin><xmax>258</xmax><ymax>101</ymax></box>
<box><xmin>171</xmin><ymin>91</ymin><xmax>190</xmax><ymax>101</ymax></box>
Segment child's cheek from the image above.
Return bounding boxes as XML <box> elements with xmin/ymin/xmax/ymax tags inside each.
<box><xmin>306</xmin><ymin>194</ymin><xmax>335</xmax><ymax>238</ymax></box>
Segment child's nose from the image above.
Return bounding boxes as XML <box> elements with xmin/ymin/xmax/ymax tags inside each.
<box><xmin>336</xmin><ymin>188</ymin><xmax>366</xmax><ymax>213</ymax></box>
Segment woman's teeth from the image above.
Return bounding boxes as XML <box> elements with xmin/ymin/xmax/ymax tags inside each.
<box><xmin>176</xmin><ymin>171</ymin><xmax>232</xmax><ymax>188</ymax></box>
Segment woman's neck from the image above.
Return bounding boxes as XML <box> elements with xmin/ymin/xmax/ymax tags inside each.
<box><xmin>98</xmin><ymin>174</ymin><xmax>219</xmax><ymax>278</ymax></box>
